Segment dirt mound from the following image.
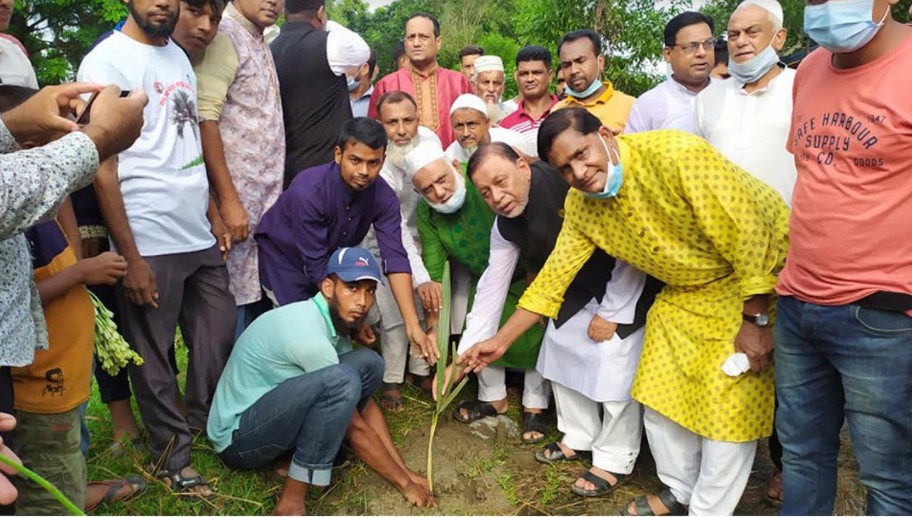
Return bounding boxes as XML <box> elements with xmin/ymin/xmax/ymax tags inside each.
<box><xmin>353</xmin><ymin>417</ymin><xmax>517</xmax><ymax>515</ymax></box>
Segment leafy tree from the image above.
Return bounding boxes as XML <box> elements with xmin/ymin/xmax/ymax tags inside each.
<box><xmin>514</xmin><ymin>0</ymin><xmax>687</xmax><ymax>97</ymax></box>
<box><xmin>6</xmin><ymin>0</ymin><xmax>126</xmax><ymax>85</ymax></box>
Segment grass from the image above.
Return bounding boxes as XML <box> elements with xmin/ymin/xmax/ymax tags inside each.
<box><xmin>84</xmin><ymin>341</ymin><xmax>866</xmax><ymax>516</ymax></box>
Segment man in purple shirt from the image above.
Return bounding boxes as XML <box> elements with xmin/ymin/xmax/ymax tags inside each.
<box><xmin>256</xmin><ymin>117</ymin><xmax>437</xmax><ymax>362</ymax></box>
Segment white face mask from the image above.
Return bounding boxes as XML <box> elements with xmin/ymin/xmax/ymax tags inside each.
<box><xmin>429</xmin><ymin>168</ymin><xmax>467</xmax><ymax>214</ymax></box>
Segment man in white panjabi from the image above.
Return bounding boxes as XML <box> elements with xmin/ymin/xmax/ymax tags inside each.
<box><xmin>695</xmin><ymin>0</ymin><xmax>796</xmax><ymax>206</ymax></box>
<box><xmin>471</xmin><ymin>55</ymin><xmax>518</xmax><ymax>124</ymax></box>
<box><xmin>454</xmin><ymin>142</ymin><xmax>660</xmax><ymax>497</ymax></box>
<box><xmin>361</xmin><ymin>90</ymin><xmax>440</xmax><ymax>409</ymax></box>
<box><xmin>446</xmin><ymin>94</ymin><xmax>533</xmax><ymax>165</ymax></box>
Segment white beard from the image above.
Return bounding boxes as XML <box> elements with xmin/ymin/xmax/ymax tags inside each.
<box><xmin>386</xmin><ymin>137</ymin><xmax>421</xmax><ymax>170</ymax></box>
<box><xmin>461</xmin><ymin>143</ymin><xmax>479</xmax><ymax>158</ymax></box>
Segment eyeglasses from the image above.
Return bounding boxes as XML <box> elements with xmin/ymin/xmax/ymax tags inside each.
<box><xmin>672</xmin><ymin>38</ymin><xmax>716</xmax><ymax>55</ymax></box>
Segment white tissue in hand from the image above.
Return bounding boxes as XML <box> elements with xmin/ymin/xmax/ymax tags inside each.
<box><xmin>721</xmin><ymin>353</ymin><xmax>751</xmax><ymax>377</ymax></box>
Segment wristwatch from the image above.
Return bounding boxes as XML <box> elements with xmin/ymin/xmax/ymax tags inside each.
<box><xmin>743</xmin><ymin>312</ymin><xmax>770</xmax><ymax>328</ymax></box>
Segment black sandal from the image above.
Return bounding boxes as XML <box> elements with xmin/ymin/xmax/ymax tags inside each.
<box><xmin>521</xmin><ymin>411</ymin><xmax>548</xmax><ymax>443</ymax></box>
<box><xmin>620</xmin><ymin>487</ymin><xmax>688</xmax><ymax>516</ymax></box>
<box><xmin>156</xmin><ymin>467</ymin><xmax>213</xmax><ymax>498</ymax></box>
<box><xmin>534</xmin><ymin>442</ymin><xmax>591</xmax><ymax>464</ymax></box>
<box><xmin>453</xmin><ymin>400</ymin><xmax>502</xmax><ymax>423</ymax></box>
<box><xmin>570</xmin><ymin>468</ymin><xmax>627</xmax><ymax>497</ymax></box>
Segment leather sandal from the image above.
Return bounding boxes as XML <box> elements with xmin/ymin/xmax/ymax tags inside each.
<box><xmin>453</xmin><ymin>400</ymin><xmax>503</xmax><ymax>423</ymax></box>
<box><xmin>621</xmin><ymin>487</ymin><xmax>688</xmax><ymax>516</ymax></box>
<box><xmin>521</xmin><ymin>411</ymin><xmax>548</xmax><ymax>443</ymax></box>
<box><xmin>570</xmin><ymin>468</ymin><xmax>627</xmax><ymax>497</ymax></box>
<box><xmin>534</xmin><ymin>442</ymin><xmax>591</xmax><ymax>464</ymax></box>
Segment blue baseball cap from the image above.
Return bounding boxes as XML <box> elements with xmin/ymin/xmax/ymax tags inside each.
<box><xmin>327</xmin><ymin>246</ymin><xmax>384</xmax><ymax>284</ymax></box>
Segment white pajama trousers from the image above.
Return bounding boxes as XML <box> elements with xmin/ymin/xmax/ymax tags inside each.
<box><xmin>643</xmin><ymin>407</ymin><xmax>757</xmax><ymax>515</ymax></box>
<box><xmin>477</xmin><ymin>366</ymin><xmax>551</xmax><ymax>409</ymax></box>
<box><xmin>552</xmin><ymin>382</ymin><xmax>643</xmax><ymax>475</ymax></box>
<box><xmin>378</xmin><ymin>323</ymin><xmax>431</xmax><ymax>384</ymax></box>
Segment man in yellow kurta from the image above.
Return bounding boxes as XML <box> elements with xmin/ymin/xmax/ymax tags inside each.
<box><xmin>459</xmin><ymin>108</ymin><xmax>789</xmax><ymax>516</ymax></box>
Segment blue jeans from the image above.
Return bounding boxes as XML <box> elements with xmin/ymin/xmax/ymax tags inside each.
<box><xmin>775</xmin><ymin>296</ymin><xmax>912</xmax><ymax>516</ymax></box>
<box><xmin>218</xmin><ymin>348</ymin><xmax>384</xmax><ymax>486</ymax></box>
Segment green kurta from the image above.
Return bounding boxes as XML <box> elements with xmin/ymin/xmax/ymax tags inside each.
<box><xmin>417</xmin><ymin>166</ymin><xmax>543</xmax><ymax>369</ymax></box>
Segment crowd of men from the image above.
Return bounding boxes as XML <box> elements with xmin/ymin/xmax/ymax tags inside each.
<box><xmin>0</xmin><ymin>0</ymin><xmax>910</xmax><ymax>515</ymax></box>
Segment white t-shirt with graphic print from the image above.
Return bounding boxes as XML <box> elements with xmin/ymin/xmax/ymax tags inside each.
<box><xmin>77</xmin><ymin>31</ymin><xmax>215</xmax><ymax>257</ymax></box>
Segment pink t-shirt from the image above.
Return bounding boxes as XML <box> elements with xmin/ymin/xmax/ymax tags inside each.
<box><xmin>777</xmin><ymin>33</ymin><xmax>912</xmax><ymax>306</ymax></box>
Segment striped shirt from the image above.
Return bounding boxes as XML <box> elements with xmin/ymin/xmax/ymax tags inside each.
<box><xmin>500</xmin><ymin>95</ymin><xmax>559</xmax><ymax>156</ymax></box>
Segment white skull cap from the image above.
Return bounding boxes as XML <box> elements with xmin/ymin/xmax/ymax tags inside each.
<box><xmin>403</xmin><ymin>140</ymin><xmax>448</xmax><ymax>181</ymax></box>
<box><xmin>449</xmin><ymin>94</ymin><xmax>489</xmax><ymax>118</ymax></box>
<box><xmin>736</xmin><ymin>0</ymin><xmax>784</xmax><ymax>25</ymax></box>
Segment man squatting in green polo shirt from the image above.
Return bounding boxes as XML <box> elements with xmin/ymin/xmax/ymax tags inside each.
<box><xmin>207</xmin><ymin>247</ymin><xmax>434</xmax><ymax>514</ymax></box>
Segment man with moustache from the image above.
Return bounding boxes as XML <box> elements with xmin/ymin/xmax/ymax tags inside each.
<box><xmin>448</xmin><ymin>143</ymin><xmax>658</xmax><ymax>498</ymax></box>
<box><xmin>501</xmin><ymin>46</ymin><xmax>559</xmax><ymax>156</ymax></box>
<box><xmin>368</xmin><ymin>13</ymin><xmax>473</xmax><ymax>148</ymax></box>
<box><xmin>255</xmin><ymin>118</ymin><xmax>437</xmax><ymax>363</ymax></box>
<box><xmin>553</xmin><ymin>30</ymin><xmax>635</xmax><ymax>133</ymax></box>
<box><xmin>626</xmin><ymin>12</ymin><xmax>715</xmax><ymax>134</ymax></box>
<box><xmin>209</xmin><ymin>247</ymin><xmax>434</xmax><ymax>515</ymax></box>
<box><xmin>68</xmin><ymin>0</ymin><xmax>227</xmax><ymax>456</ymax></box>
<box><xmin>364</xmin><ymin>91</ymin><xmax>440</xmax><ymax>409</ymax></box>
<box><xmin>471</xmin><ymin>55</ymin><xmax>518</xmax><ymax>124</ymax></box>
<box><xmin>696</xmin><ymin>0</ymin><xmax>796</xmax><ymax>206</ymax></box>
<box><xmin>446</xmin><ymin>94</ymin><xmax>532</xmax><ymax>165</ymax></box>
<box><xmin>78</xmin><ymin>0</ymin><xmax>237</xmax><ymax>496</ymax></box>
<box><xmin>404</xmin><ymin>140</ymin><xmax>547</xmax><ymax>443</ymax></box>
<box><xmin>195</xmin><ymin>0</ymin><xmax>286</xmax><ymax>336</ymax></box>
<box><xmin>460</xmin><ymin>108</ymin><xmax>790</xmax><ymax>515</ymax></box>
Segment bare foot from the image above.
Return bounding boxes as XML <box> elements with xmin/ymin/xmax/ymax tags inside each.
<box><xmin>766</xmin><ymin>470</ymin><xmax>783</xmax><ymax>505</ymax></box>
<box><xmin>380</xmin><ymin>383</ymin><xmax>404</xmax><ymax>412</ymax></box>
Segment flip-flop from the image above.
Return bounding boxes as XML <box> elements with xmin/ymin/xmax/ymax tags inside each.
<box><xmin>453</xmin><ymin>400</ymin><xmax>503</xmax><ymax>423</ymax></box>
<box><xmin>85</xmin><ymin>475</ymin><xmax>147</xmax><ymax>512</ymax></box>
<box><xmin>570</xmin><ymin>468</ymin><xmax>627</xmax><ymax>497</ymax></box>
<box><xmin>535</xmin><ymin>442</ymin><xmax>591</xmax><ymax>464</ymax></box>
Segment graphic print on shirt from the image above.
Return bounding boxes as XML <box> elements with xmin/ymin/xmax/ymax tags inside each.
<box><xmin>157</xmin><ymin>77</ymin><xmax>204</xmax><ymax>170</ymax></box>
<box><xmin>791</xmin><ymin>110</ymin><xmax>882</xmax><ymax>169</ymax></box>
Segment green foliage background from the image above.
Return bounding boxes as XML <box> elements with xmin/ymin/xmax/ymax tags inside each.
<box><xmin>7</xmin><ymin>0</ymin><xmax>912</xmax><ymax>95</ymax></box>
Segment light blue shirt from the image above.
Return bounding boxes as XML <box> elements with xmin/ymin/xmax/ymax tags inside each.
<box><xmin>207</xmin><ymin>294</ymin><xmax>352</xmax><ymax>451</ymax></box>
<box><xmin>350</xmin><ymin>86</ymin><xmax>373</xmax><ymax>118</ymax></box>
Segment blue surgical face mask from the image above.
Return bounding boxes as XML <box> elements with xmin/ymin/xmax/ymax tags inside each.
<box><xmin>584</xmin><ymin>137</ymin><xmax>623</xmax><ymax>199</ymax></box>
<box><xmin>728</xmin><ymin>44</ymin><xmax>780</xmax><ymax>84</ymax></box>
<box><xmin>565</xmin><ymin>77</ymin><xmax>603</xmax><ymax>99</ymax></box>
<box><xmin>347</xmin><ymin>75</ymin><xmax>360</xmax><ymax>92</ymax></box>
<box><xmin>430</xmin><ymin>168</ymin><xmax>468</xmax><ymax>214</ymax></box>
<box><xmin>804</xmin><ymin>0</ymin><xmax>890</xmax><ymax>54</ymax></box>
